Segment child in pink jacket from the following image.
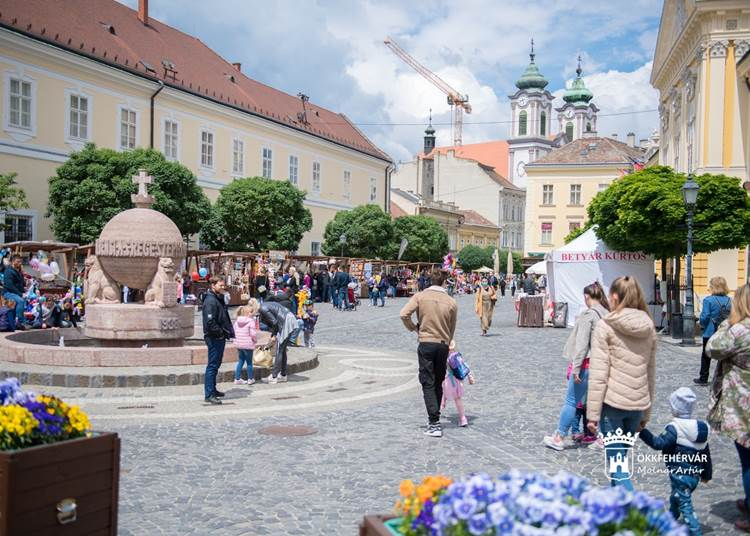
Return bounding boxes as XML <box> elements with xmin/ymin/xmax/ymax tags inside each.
<box><xmin>233</xmin><ymin>301</ymin><xmax>259</xmax><ymax>385</ymax></box>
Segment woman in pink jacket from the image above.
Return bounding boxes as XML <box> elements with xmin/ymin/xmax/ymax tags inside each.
<box><xmin>233</xmin><ymin>299</ymin><xmax>260</xmax><ymax>385</ymax></box>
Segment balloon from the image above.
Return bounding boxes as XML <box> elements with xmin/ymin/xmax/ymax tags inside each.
<box><xmin>199</xmin><ymin>267</ymin><xmax>208</xmax><ymax>278</ymax></box>
<box><xmin>29</xmin><ymin>257</ymin><xmax>40</xmax><ymax>270</ymax></box>
<box><xmin>50</xmin><ymin>261</ymin><xmax>60</xmax><ymax>275</ymax></box>
<box><xmin>41</xmin><ymin>273</ymin><xmax>55</xmax><ymax>281</ymax></box>
<box><xmin>191</xmin><ymin>271</ymin><xmax>200</xmax><ymax>281</ymax></box>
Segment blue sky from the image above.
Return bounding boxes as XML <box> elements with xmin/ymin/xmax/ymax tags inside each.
<box><xmin>119</xmin><ymin>0</ymin><xmax>663</xmax><ymax>163</ymax></box>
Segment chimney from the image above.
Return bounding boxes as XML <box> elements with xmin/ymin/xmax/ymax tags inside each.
<box><xmin>232</xmin><ymin>62</ymin><xmax>241</xmax><ymax>72</ymax></box>
<box><xmin>611</xmin><ymin>133</ymin><xmax>618</xmax><ymax>140</ymax></box>
<box><xmin>627</xmin><ymin>132</ymin><xmax>636</xmax><ymax>147</ymax></box>
<box><xmin>138</xmin><ymin>0</ymin><xmax>148</xmax><ymax>25</ymax></box>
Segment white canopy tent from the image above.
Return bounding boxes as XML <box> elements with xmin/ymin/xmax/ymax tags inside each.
<box><xmin>546</xmin><ymin>228</ymin><xmax>655</xmax><ymax>327</ymax></box>
<box><xmin>526</xmin><ymin>260</ymin><xmax>547</xmax><ymax>275</ymax></box>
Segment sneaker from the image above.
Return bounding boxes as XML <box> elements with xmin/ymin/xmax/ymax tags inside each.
<box><xmin>459</xmin><ymin>416</ymin><xmax>468</xmax><ymax>427</ymax></box>
<box><xmin>233</xmin><ymin>379</ymin><xmax>247</xmax><ymax>385</ymax></box>
<box><xmin>693</xmin><ymin>378</ymin><xmax>709</xmax><ymax>386</ymax></box>
<box><xmin>580</xmin><ymin>435</ymin><xmax>598</xmax><ymax>445</ymax></box>
<box><xmin>424</xmin><ymin>423</ymin><xmax>443</xmax><ymax>438</ymax></box>
<box><xmin>543</xmin><ymin>435</ymin><xmax>565</xmax><ymax>451</ymax></box>
<box><xmin>246</xmin><ymin>378</ymin><xmax>256</xmax><ymax>386</ymax></box>
<box><xmin>738</xmin><ymin>499</ymin><xmax>749</xmax><ymax>516</ymax></box>
<box><xmin>204</xmin><ymin>396</ymin><xmax>222</xmax><ymax>405</ymax></box>
<box><xmin>571</xmin><ymin>433</ymin><xmax>585</xmax><ymax>442</ymax></box>
<box><xmin>213</xmin><ymin>390</ymin><xmax>225</xmax><ymax>397</ymax></box>
<box><xmin>277</xmin><ymin>375</ymin><xmax>288</xmax><ymax>383</ymax></box>
<box><xmin>265</xmin><ymin>376</ymin><xmax>278</xmax><ymax>384</ymax></box>
<box><xmin>588</xmin><ymin>437</ymin><xmax>604</xmax><ymax>450</ymax></box>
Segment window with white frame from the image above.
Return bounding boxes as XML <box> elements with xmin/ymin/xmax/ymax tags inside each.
<box><xmin>8</xmin><ymin>77</ymin><xmax>32</xmax><ymax>130</ymax></box>
<box><xmin>569</xmin><ymin>184</ymin><xmax>582</xmax><ymax>205</ymax></box>
<box><xmin>542</xmin><ymin>184</ymin><xmax>554</xmax><ymax>205</ymax></box>
<box><xmin>200</xmin><ymin>130</ymin><xmax>214</xmax><ymax>168</ymax></box>
<box><xmin>312</xmin><ymin>161</ymin><xmax>321</xmax><ymax>194</ymax></box>
<box><xmin>68</xmin><ymin>94</ymin><xmax>89</xmax><ymax>140</ymax></box>
<box><xmin>343</xmin><ymin>170</ymin><xmax>351</xmax><ymax>201</ymax></box>
<box><xmin>369</xmin><ymin>177</ymin><xmax>378</xmax><ymax>202</ymax></box>
<box><xmin>119</xmin><ymin>108</ymin><xmax>137</xmax><ymax>149</ymax></box>
<box><xmin>310</xmin><ymin>241</ymin><xmax>321</xmax><ymax>256</ymax></box>
<box><xmin>288</xmin><ymin>155</ymin><xmax>299</xmax><ymax>185</ymax></box>
<box><xmin>569</xmin><ymin>221</ymin><xmax>581</xmax><ymax>233</ymax></box>
<box><xmin>541</xmin><ymin>222</ymin><xmax>552</xmax><ymax>245</ymax></box>
<box><xmin>262</xmin><ymin>147</ymin><xmax>273</xmax><ymax>178</ymax></box>
<box><xmin>4</xmin><ymin>214</ymin><xmax>33</xmax><ymax>242</ymax></box>
<box><xmin>232</xmin><ymin>138</ymin><xmax>244</xmax><ymax>176</ymax></box>
<box><xmin>598</xmin><ymin>183</ymin><xmax>608</xmax><ymax>192</ymax></box>
<box><xmin>163</xmin><ymin>120</ymin><xmax>178</xmax><ymax>160</ymax></box>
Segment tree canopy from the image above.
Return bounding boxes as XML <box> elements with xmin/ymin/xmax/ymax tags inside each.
<box><xmin>564</xmin><ymin>224</ymin><xmax>589</xmax><ymax>244</ymax></box>
<box><xmin>391</xmin><ymin>215</ymin><xmax>449</xmax><ymax>262</ymax></box>
<box><xmin>458</xmin><ymin>245</ymin><xmax>492</xmax><ymax>272</ymax></box>
<box><xmin>321</xmin><ymin>204</ymin><xmax>394</xmax><ymax>258</ymax></box>
<box><xmin>0</xmin><ymin>173</ymin><xmax>28</xmax><ymax>213</ymax></box>
<box><xmin>47</xmin><ymin>144</ymin><xmax>211</xmax><ymax>243</ymax></box>
<box><xmin>201</xmin><ymin>177</ymin><xmax>311</xmax><ymax>252</ymax></box>
<box><xmin>587</xmin><ymin>166</ymin><xmax>750</xmax><ymax>259</ymax></box>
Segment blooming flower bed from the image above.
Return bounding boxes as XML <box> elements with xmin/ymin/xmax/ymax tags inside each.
<box><xmin>395</xmin><ymin>471</ymin><xmax>687</xmax><ymax>535</ymax></box>
<box><xmin>0</xmin><ymin>377</ymin><xmax>90</xmax><ymax>450</ymax></box>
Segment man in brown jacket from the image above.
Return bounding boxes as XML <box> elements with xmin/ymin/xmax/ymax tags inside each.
<box><xmin>400</xmin><ymin>270</ymin><xmax>458</xmax><ymax>437</ymax></box>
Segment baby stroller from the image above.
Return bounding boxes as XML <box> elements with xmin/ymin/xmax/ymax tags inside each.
<box><xmin>346</xmin><ymin>282</ymin><xmax>359</xmax><ymax>311</ymax></box>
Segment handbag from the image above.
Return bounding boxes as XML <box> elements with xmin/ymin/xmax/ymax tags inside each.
<box><xmin>448</xmin><ymin>352</ymin><xmax>470</xmax><ymax>381</ymax></box>
<box><xmin>252</xmin><ymin>345</ymin><xmax>274</xmax><ymax>368</ymax></box>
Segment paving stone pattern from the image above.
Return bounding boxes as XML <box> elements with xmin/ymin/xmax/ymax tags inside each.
<box><xmin>42</xmin><ymin>296</ymin><xmax>745</xmax><ymax>534</ymax></box>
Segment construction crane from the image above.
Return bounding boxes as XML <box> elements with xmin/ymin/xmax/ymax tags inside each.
<box><xmin>384</xmin><ymin>36</ymin><xmax>471</xmax><ymax>146</ymax></box>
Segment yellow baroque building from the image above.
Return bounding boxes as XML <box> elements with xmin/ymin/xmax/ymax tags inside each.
<box><xmin>0</xmin><ymin>0</ymin><xmax>392</xmax><ymax>254</ymax></box>
<box><xmin>651</xmin><ymin>0</ymin><xmax>750</xmax><ymax>293</ymax></box>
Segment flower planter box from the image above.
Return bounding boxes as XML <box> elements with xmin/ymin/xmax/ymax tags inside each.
<box><xmin>359</xmin><ymin>515</ymin><xmax>401</xmax><ymax>536</ymax></box>
<box><xmin>0</xmin><ymin>432</ymin><xmax>120</xmax><ymax>536</ymax></box>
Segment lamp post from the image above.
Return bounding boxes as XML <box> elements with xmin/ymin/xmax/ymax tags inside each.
<box><xmin>339</xmin><ymin>233</ymin><xmax>347</xmax><ymax>258</ymax></box>
<box><xmin>681</xmin><ymin>174</ymin><xmax>700</xmax><ymax>346</ymax></box>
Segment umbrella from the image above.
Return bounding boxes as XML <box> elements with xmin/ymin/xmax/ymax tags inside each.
<box><xmin>492</xmin><ymin>248</ymin><xmax>499</xmax><ymax>275</ymax></box>
<box><xmin>473</xmin><ymin>266</ymin><xmax>494</xmax><ymax>273</ymax></box>
<box><xmin>526</xmin><ymin>260</ymin><xmax>546</xmax><ymax>275</ymax></box>
<box><xmin>506</xmin><ymin>247</ymin><xmax>513</xmax><ymax>278</ymax></box>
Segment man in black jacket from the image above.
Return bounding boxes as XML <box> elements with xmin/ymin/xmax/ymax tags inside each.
<box><xmin>316</xmin><ymin>268</ymin><xmax>330</xmax><ymax>304</ymax></box>
<box><xmin>2</xmin><ymin>255</ymin><xmax>26</xmax><ymax>329</ymax></box>
<box><xmin>332</xmin><ymin>266</ymin><xmax>350</xmax><ymax>310</ymax></box>
<box><xmin>201</xmin><ymin>276</ymin><xmax>235</xmax><ymax>405</ymax></box>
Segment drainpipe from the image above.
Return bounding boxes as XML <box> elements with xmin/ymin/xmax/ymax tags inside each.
<box><xmin>149</xmin><ymin>80</ymin><xmax>165</xmax><ymax>149</ymax></box>
<box><xmin>384</xmin><ymin>163</ymin><xmax>394</xmax><ymax>213</ymax></box>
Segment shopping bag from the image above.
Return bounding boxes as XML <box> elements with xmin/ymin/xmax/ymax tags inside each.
<box><xmin>253</xmin><ymin>346</ymin><xmax>273</xmax><ymax>368</ymax></box>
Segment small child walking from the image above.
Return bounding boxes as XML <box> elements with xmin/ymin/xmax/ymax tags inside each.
<box><xmin>640</xmin><ymin>387</ymin><xmax>712</xmax><ymax>536</ymax></box>
<box><xmin>233</xmin><ymin>300</ymin><xmax>259</xmax><ymax>385</ymax></box>
<box><xmin>441</xmin><ymin>341</ymin><xmax>475</xmax><ymax>428</ymax></box>
<box><xmin>302</xmin><ymin>300</ymin><xmax>318</xmax><ymax>348</ymax></box>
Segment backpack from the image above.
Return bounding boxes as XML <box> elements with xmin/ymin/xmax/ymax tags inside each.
<box><xmin>448</xmin><ymin>352</ymin><xmax>470</xmax><ymax>381</ymax></box>
<box><xmin>712</xmin><ymin>296</ymin><xmax>731</xmax><ymax>331</ymax></box>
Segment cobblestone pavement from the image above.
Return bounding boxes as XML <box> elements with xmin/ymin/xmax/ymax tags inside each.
<box><xmin>39</xmin><ymin>295</ymin><xmax>744</xmax><ymax>535</ymax></box>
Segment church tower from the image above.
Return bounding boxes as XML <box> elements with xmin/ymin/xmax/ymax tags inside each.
<box><xmin>556</xmin><ymin>56</ymin><xmax>599</xmax><ymax>142</ymax></box>
<box><xmin>507</xmin><ymin>40</ymin><xmax>556</xmax><ymax>188</ymax></box>
<box><xmin>421</xmin><ymin>112</ymin><xmax>436</xmax><ymax>201</ymax></box>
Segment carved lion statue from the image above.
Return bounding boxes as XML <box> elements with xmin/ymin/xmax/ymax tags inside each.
<box><xmin>84</xmin><ymin>255</ymin><xmax>120</xmax><ymax>304</ymax></box>
<box><xmin>145</xmin><ymin>257</ymin><xmax>176</xmax><ymax>308</ymax></box>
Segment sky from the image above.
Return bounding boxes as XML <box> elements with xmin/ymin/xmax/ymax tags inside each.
<box><xmin>119</xmin><ymin>0</ymin><xmax>663</xmax><ymax>164</ymax></box>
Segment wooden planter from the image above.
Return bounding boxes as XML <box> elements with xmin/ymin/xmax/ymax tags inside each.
<box><xmin>0</xmin><ymin>432</ymin><xmax>120</xmax><ymax>536</ymax></box>
<box><xmin>359</xmin><ymin>515</ymin><xmax>400</xmax><ymax>536</ymax></box>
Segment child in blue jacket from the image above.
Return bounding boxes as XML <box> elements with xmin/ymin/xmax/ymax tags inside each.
<box><xmin>640</xmin><ymin>387</ymin><xmax>712</xmax><ymax>536</ymax></box>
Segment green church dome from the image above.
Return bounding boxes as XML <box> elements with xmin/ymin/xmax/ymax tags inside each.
<box><xmin>515</xmin><ymin>40</ymin><xmax>549</xmax><ymax>90</ymax></box>
<box><xmin>563</xmin><ymin>57</ymin><xmax>594</xmax><ymax>103</ymax></box>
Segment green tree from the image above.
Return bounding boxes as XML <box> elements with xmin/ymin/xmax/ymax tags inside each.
<box><xmin>390</xmin><ymin>215</ymin><xmax>449</xmax><ymax>262</ymax></box>
<box><xmin>321</xmin><ymin>204</ymin><xmax>394</xmax><ymax>258</ymax></box>
<box><xmin>202</xmin><ymin>177</ymin><xmax>311</xmax><ymax>251</ymax></box>
<box><xmin>458</xmin><ymin>245</ymin><xmax>492</xmax><ymax>272</ymax></box>
<box><xmin>587</xmin><ymin>166</ymin><xmax>750</xmax><ymax>258</ymax></box>
<box><xmin>564</xmin><ymin>224</ymin><xmax>590</xmax><ymax>244</ymax></box>
<box><xmin>496</xmin><ymin>248</ymin><xmax>524</xmax><ymax>274</ymax></box>
<box><xmin>0</xmin><ymin>172</ymin><xmax>28</xmax><ymax>212</ymax></box>
<box><xmin>47</xmin><ymin>144</ymin><xmax>211</xmax><ymax>243</ymax></box>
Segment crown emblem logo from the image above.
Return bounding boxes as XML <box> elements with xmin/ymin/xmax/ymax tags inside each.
<box><xmin>600</xmin><ymin>427</ymin><xmax>638</xmax><ymax>447</ymax></box>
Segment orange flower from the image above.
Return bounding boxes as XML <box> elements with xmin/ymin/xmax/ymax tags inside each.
<box><xmin>416</xmin><ymin>485</ymin><xmax>433</xmax><ymax>503</ymax></box>
<box><xmin>399</xmin><ymin>479</ymin><xmax>415</xmax><ymax>497</ymax></box>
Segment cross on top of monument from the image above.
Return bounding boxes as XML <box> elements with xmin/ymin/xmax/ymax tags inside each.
<box><xmin>131</xmin><ymin>168</ymin><xmax>155</xmax><ymax>209</ymax></box>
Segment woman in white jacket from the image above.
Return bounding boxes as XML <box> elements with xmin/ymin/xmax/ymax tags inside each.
<box><xmin>544</xmin><ymin>282</ymin><xmax>609</xmax><ymax>451</ymax></box>
<box><xmin>587</xmin><ymin>276</ymin><xmax>657</xmax><ymax>491</ymax></box>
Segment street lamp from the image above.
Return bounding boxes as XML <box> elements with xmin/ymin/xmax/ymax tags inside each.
<box><xmin>339</xmin><ymin>233</ymin><xmax>347</xmax><ymax>258</ymax></box>
<box><xmin>681</xmin><ymin>174</ymin><xmax>700</xmax><ymax>346</ymax></box>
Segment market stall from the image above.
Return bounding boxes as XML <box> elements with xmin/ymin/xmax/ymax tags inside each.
<box><xmin>546</xmin><ymin>227</ymin><xmax>655</xmax><ymax>327</ymax></box>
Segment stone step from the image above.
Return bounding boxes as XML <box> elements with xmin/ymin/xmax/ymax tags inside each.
<box><xmin>0</xmin><ymin>347</ymin><xmax>318</xmax><ymax>388</ymax></box>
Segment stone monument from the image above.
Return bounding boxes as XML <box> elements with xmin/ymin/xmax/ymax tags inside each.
<box><xmin>84</xmin><ymin>169</ymin><xmax>194</xmax><ymax>347</ymax></box>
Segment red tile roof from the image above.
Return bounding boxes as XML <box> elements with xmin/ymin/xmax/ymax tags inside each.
<box><xmin>460</xmin><ymin>209</ymin><xmax>497</xmax><ymax>228</ymax></box>
<box><xmin>389</xmin><ymin>201</ymin><xmax>408</xmax><ymax>218</ymax></box>
<box><xmin>528</xmin><ymin>137</ymin><xmax>645</xmax><ymax>166</ymax></box>
<box><xmin>0</xmin><ymin>0</ymin><xmax>391</xmax><ymax>162</ymax></box>
<box><xmin>426</xmin><ymin>140</ymin><xmax>509</xmax><ymax>178</ymax></box>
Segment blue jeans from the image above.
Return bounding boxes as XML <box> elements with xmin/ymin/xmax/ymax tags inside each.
<box><xmin>337</xmin><ymin>287</ymin><xmax>348</xmax><ymax>310</ymax></box>
<box><xmin>370</xmin><ymin>289</ymin><xmax>379</xmax><ymax>306</ymax></box>
<box><xmin>204</xmin><ymin>337</ymin><xmax>226</xmax><ymax>399</ymax></box>
<box><xmin>556</xmin><ymin>368</ymin><xmax>589</xmax><ymax>437</ymax></box>
<box><xmin>378</xmin><ymin>289</ymin><xmax>385</xmax><ymax>306</ymax></box>
<box><xmin>3</xmin><ymin>292</ymin><xmax>24</xmax><ymax>328</ymax></box>
<box><xmin>737</xmin><ymin>441</ymin><xmax>750</xmax><ymax>519</ymax></box>
<box><xmin>600</xmin><ymin>404</ymin><xmax>643</xmax><ymax>491</ymax></box>
<box><xmin>235</xmin><ymin>349</ymin><xmax>254</xmax><ymax>381</ymax></box>
<box><xmin>669</xmin><ymin>473</ymin><xmax>701</xmax><ymax>536</ymax></box>
<box><xmin>332</xmin><ymin>287</ymin><xmax>340</xmax><ymax>308</ymax></box>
